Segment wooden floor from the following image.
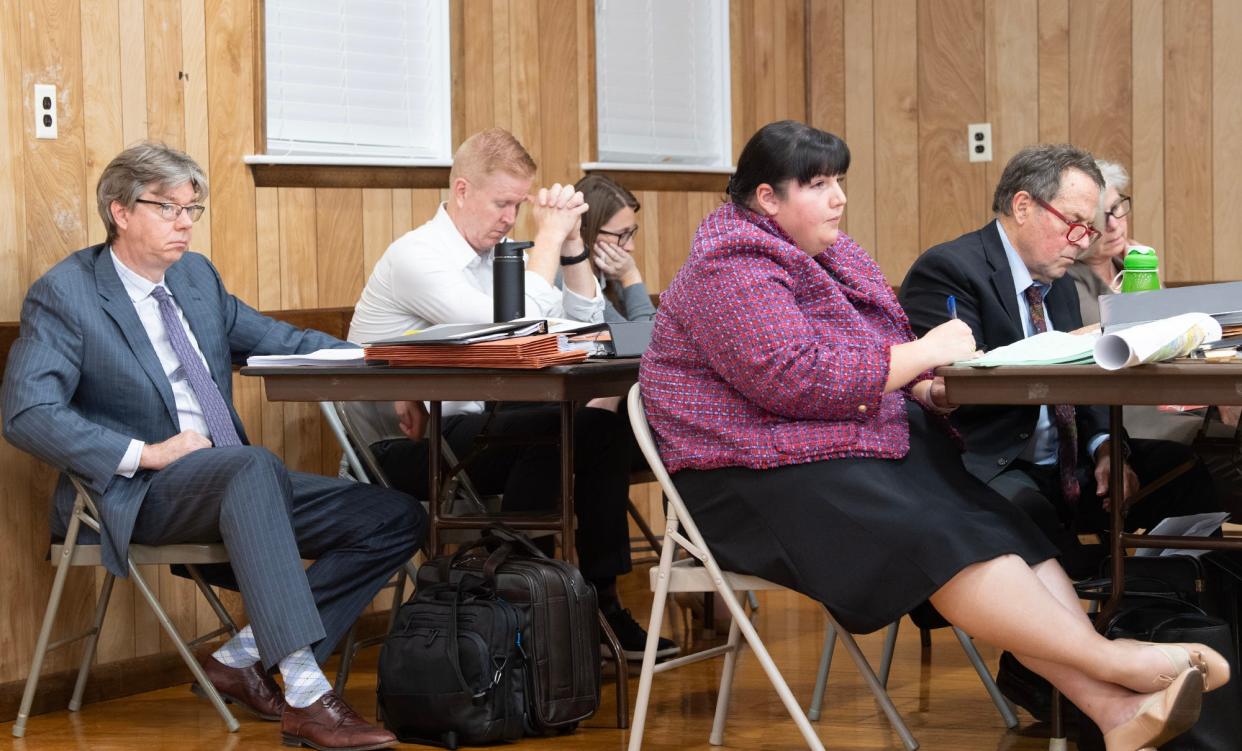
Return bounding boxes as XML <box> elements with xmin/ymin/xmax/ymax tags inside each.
<box><xmin>1</xmin><ymin>565</ymin><xmax>1074</xmax><ymax>751</ymax></box>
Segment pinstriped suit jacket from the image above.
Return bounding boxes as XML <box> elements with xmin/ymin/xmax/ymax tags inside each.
<box><xmin>1</xmin><ymin>244</ymin><xmax>344</xmax><ymax>577</ymax></box>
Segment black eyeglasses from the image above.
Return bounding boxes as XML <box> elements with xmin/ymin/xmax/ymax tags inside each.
<box><xmin>1106</xmin><ymin>195</ymin><xmax>1131</xmax><ymax>221</ymax></box>
<box><xmin>597</xmin><ymin>225</ymin><xmax>639</xmax><ymax>246</ymax></box>
<box><xmin>135</xmin><ymin>198</ymin><xmax>206</xmax><ymax>222</ymax></box>
<box><xmin>1034</xmin><ymin>198</ymin><xmax>1100</xmax><ymax>244</ymax></box>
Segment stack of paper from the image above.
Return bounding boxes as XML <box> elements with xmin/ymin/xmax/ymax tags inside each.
<box><xmin>957</xmin><ymin>331</ymin><xmax>1099</xmax><ymax>367</ymax></box>
<box><xmin>246</xmin><ymin>348</ymin><xmax>366</xmax><ymax>367</ymax></box>
<box><xmin>364</xmin><ymin>334</ymin><xmax>587</xmax><ymax>369</ymax></box>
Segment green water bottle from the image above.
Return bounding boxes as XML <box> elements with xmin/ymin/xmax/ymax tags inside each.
<box><xmin>1120</xmin><ymin>246</ymin><xmax>1161</xmax><ymax>292</ymax></box>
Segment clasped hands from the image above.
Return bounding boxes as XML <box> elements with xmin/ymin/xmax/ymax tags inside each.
<box><xmin>530</xmin><ymin>183</ymin><xmax>590</xmax><ymax>258</ymax></box>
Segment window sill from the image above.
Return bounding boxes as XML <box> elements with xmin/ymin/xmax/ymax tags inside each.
<box><xmin>581</xmin><ymin>162</ymin><xmax>733</xmax><ymax>192</ymax></box>
<box><xmin>244</xmin><ymin>155</ymin><xmax>453</xmax><ymax>189</ymax></box>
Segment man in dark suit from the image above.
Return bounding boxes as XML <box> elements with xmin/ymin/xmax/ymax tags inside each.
<box><xmin>899</xmin><ymin>144</ymin><xmax>1217</xmax><ymax>575</ymax></box>
<box><xmin>1</xmin><ymin>143</ymin><xmax>423</xmax><ymax>749</ymax></box>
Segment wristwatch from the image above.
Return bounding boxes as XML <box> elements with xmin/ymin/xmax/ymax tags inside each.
<box><xmin>560</xmin><ymin>248</ymin><xmax>590</xmax><ymax>266</ymax></box>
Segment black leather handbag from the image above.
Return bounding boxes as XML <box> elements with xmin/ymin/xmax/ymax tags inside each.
<box><xmin>1103</xmin><ymin>594</ymin><xmax>1242</xmax><ymax>751</ymax></box>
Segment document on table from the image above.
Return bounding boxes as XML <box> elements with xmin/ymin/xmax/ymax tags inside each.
<box><xmin>246</xmin><ymin>348</ymin><xmax>366</xmax><ymax>367</ymax></box>
<box><xmin>956</xmin><ymin>330</ymin><xmax>1099</xmax><ymax>367</ymax></box>
<box><xmin>1094</xmin><ymin>312</ymin><xmax>1223</xmax><ymax>370</ymax></box>
<box><xmin>1134</xmin><ymin>511</ymin><xmax>1231</xmax><ymax>558</ymax></box>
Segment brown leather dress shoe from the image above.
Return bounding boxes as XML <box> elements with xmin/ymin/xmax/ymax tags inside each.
<box><xmin>281</xmin><ymin>691</ymin><xmax>396</xmax><ymax>751</ymax></box>
<box><xmin>191</xmin><ymin>654</ymin><xmax>287</xmax><ymax>721</ymax></box>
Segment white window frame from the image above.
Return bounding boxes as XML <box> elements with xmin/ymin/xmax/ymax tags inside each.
<box><xmin>586</xmin><ymin>0</ymin><xmax>733</xmax><ymax>173</ymax></box>
<box><xmin>247</xmin><ymin>0</ymin><xmax>453</xmax><ymax>168</ymax></box>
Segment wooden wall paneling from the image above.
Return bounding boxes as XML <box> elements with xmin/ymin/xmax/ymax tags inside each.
<box><xmin>1131</xmin><ymin>0</ymin><xmax>1165</xmax><ymax>254</ymax></box>
<box><xmin>1164</xmin><ymin>0</ymin><xmax>1213</xmax><ymax>281</ymax></box>
<box><xmin>782</xmin><ymin>0</ymin><xmax>807</xmax><ymax>123</ymax></box>
<box><xmin>730</xmin><ymin>0</ymin><xmax>754</xmax><ymax>159</ymax></box>
<box><xmin>918</xmin><ymin>0</ymin><xmax>987</xmax><ymax>250</ymax></box>
<box><xmin>460</xmin><ymin>0</ymin><xmax>495</xmax><ymax>137</ymax></box>
<box><xmin>489</xmin><ymin>0</ymin><xmax>512</xmax><ymax>135</ymax></box>
<box><xmin>362</xmin><ymin>189</ymin><xmax>394</xmax><ymax>283</ymax></box>
<box><xmin>537</xmin><ymin>0</ymin><xmax>579</xmax><ymax>186</ymax></box>
<box><xmin>1214</xmin><ymin>0</ymin><xmax>1242</xmax><ymax>279</ymax></box>
<box><xmin>142</xmin><ymin>0</ymin><xmax>185</xmax><ymax>149</ymax></box>
<box><xmin>656</xmin><ymin>193</ymin><xmax>690</xmax><ymax>292</ymax></box>
<box><xmin>391</xmin><ymin>189</ymin><xmax>414</xmax><ymax>242</ymax></box>
<box><xmin>806</xmin><ymin>0</ymin><xmax>846</xmax><ymax>139</ymax></box>
<box><xmin>577</xmin><ymin>0</ymin><xmax>595</xmax><ymax>166</ymax></box>
<box><xmin>1068</xmin><ymin>0</ymin><xmax>1132</xmax><ymax>168</ymax></box>
<box><xmin>411</xmin><ymin>189</ymin><xmax>443</xmax><ymax>235</ymax></box>
<box><xmin>751</xmin><ymin>1</ymin><xmax>777</xmax><ymax>127</ymax></box>
<box><xmin>508</xmin><ymin>0</ymin><xmax>540</xmax><ymax>241</ymax></box>
<box><xmin>17</xmin><ymin>0</ymin><xmax>97</xmax><ymax>673</ymax></box>
<box><xmin>181</xmin><ymin>0</ymin><xmax>212</xmax><ymax>261</ymax></box>
<box><xmin>984</xmin><ymin>0</ymin><xmax>1038</xmax><ymax>187</ymax></box>
<box><xmin>255</xmin><ymin>188</ymin><xmax>282</xmax><ymax>311</ymax></box>
<box><xmin>0</xmin><ymin>0</ymin><xmax>26</xmax><ymax>318</ymax></box>
<box><xmin>873</xmin><ymin>0</ymin><xmax>919</xmax><ymax>282</ymax></box>
<box><xmin>1037</xmin><ymin>0</ymin><xmax>1070</xmax><ymax>144</ymax></box>
<box><xmin>842</xmin><ymin>0</ymin><xmax>875</xmax><ymax>251</ymax></box>
<box><xmin>277</xmin><ymin>188</ymin><xmax>319</xmax><ymax>310</ymax></box>
<box><xmin>80</xmin><ymin>0</ymin><xmax>122</xmax><ymax>248</ymax></box>
<box><xmin>449</xmin><ymin>0</ymin><xmax>465</xmax><ymax>149</ymax></box>
<box><xmin>636</xmin><ymin>190</ymin><xmax>661</xmax><ymax>290</ymax></box>
<box><xmin>119</xmin><ymin>0</ymin><xmax>148</xmax><ymax>145</ymax></box>
<box><xmin>314</xmin><ymin>189</ymin><xmax>364</xmax><ymax>308</ymax></box>
<box><xmin>204</xmin><ymin>0</ymin><xmax>258</xmax><ymax>301</ymax></box>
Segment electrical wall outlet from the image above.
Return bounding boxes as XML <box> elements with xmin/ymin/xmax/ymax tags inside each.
<box><xmin>34</xmin><ymin>84</ymin><xmax>58</xmax><ymax>139</ymax></box>
<box><xmin>967</xmin><ymin>122</ymin><xmax>991</xmax><ymax>163</ymax></box>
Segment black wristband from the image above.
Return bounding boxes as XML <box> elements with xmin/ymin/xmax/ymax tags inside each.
<box><xmin>560</xmin><ymin>248</ymin><xmax>591</xmax><ymax>266</ymax></box>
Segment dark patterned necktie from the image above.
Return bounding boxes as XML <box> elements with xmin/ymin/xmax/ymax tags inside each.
<box><xmin>1023</xmin><ymin>285</ymin><xmax>1079</xmax><ymax>504</ymax></box>
<box><xmin>151</xmin><ymin>285</ymin><xmax>241</xmax><ymax>447</ymax></box>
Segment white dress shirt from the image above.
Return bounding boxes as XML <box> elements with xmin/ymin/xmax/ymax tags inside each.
<box><xmin>349</xmin><ymin>204</ymin><xmax>604</xmax><ymax>420</ymax></box>
<box><xmin>111</xmin><ymin>250</ymin><xmax>215</xmax><ymax>476</ymax></box>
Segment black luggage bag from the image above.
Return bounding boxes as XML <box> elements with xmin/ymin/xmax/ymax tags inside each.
<box><xmin>416</xmin><ymin>526</ymin><xmax>601</xmax><ymax>735</ymax></box>
<box><xmin>377</xmin><ymin>579</ymin><xmax>527</xmax><ymax>748</ymax></box>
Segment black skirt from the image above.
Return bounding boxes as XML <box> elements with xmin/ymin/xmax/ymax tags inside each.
<box><xmin>671</xmin><ymin>401</ymin><xmax>1057</xmax><ymax>634</ymax></box>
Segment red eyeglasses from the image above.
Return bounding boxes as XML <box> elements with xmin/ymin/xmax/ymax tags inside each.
<box><xmin>1034</xmin><ymin>198</ymin><xmax>1100</xmax><ymax>244</ymax></box>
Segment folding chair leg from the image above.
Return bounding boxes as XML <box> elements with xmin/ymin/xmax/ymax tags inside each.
<box><xmin>600</xmin><ymin>612</ymin><xmax>630</xmax><ymax>729</ymax></box>
<box><xmin>807</xmin><ymin>621</ymin><xmax>837</xmax><ymax>721</ymax></box>
<box><xmin>879</xmin><ymin>620</ymin><xmax>900</xmax><ymax>688</ymax></box>
<box><xmin>708</xmin><ymin>616</ymin><xmax>744</xmax><ymax>745</ymax></box>
<box><xmin>128</xmin><ymin>560</ymin><xmax>239</xmax><ymax>733</ymax></box>
<box><xmin>828</xmin><ymin>611</ymin><xmax>918</xmax><ymax>751</ymax></box>
<box><xmin>69</xmin><ymin>573</ymin><xmax>116</xmax><ymax>711</ymax></box>
<box><xmin>186</xmin><ymin>564</ymin><xmax>238</xmax><ymax>635</ymax></box>
<box><xmin>628</xmin><ymin>526</ymin><xmax>679</xmax><ymax>751</ymax></box>
<box><xmin>716</xmin><ymin>586</ymin><xmax>825</xmax><ymax>750</ymax></box>
<box><xmin>12</xmin><ymin>536</ymin><xmax>81</xmax><ymax>738</ymax></box>
<box><xmin>952</xmin><ymin>627</ymin><xmax>1018</xmax><ymax>728</ymax></box>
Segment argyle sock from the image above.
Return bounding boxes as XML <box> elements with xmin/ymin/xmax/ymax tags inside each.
<box><xmin>278</xmin><ymin>646</ymin><xmax>332</xmax><ymax>708</ymax></box>
<box><xmin>212</xmin><ymin>624</ymin><xmax>260</xmax><ymax>668</ymax></box>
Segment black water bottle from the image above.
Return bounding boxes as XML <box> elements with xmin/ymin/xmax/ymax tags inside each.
<box><xmin>492</xmin><ymin>241</ymin><xmax>534</xmax><ymax>322</ymax></box>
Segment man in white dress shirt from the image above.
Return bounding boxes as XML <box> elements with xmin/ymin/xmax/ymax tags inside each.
<box><xmin>349</xmin><ymin>128</ymin><xmax>676</xmax><ymax>660</ymax></box>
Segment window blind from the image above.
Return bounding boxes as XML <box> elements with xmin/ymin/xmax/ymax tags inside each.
<box><xmin>265</xmin><ymin>0</ymin><xmax>451</xmax><ymax>161</ymax></box>
<box><xmin>594</xmin><ymin>0</ymin><xmax>731</xmax><ymax>167</ymax></box>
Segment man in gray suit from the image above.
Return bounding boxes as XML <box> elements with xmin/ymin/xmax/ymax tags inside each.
<box><xmin>1</xmin><ymin>143</ymin><xmax>422</xmax><ymax>750</ymax></box>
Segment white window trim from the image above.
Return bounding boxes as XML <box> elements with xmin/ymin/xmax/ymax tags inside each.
<box><xmin>580</xmin><ymin>161</ymin><xmax>734</xmax><ymax>174</ymax></box>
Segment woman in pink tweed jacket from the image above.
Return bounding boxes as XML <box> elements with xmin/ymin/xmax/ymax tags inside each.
<box><xmin>638</xmin><ymin>121</ymin><xmax>1222</xmax><ymax>749</ymax></box>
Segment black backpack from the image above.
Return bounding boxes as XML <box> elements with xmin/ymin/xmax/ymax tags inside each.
<box><xmin>377</xmin><ymin>578</ymin><xmax>527</xmax><ymax>749</ymax></box>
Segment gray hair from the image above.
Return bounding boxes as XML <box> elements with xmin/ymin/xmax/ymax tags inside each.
<box><xmin>97</xmin><ymin>142</ymin><xmax>209</xmax><ymax>242</ymax></box>
<box><xmin>991</xmin><ymin>144</ymin><xmax>1103</xmax><ymax>216</ymax></box>
<box><xmin>1095</xmin><ymin>159</ymin><xmax>1130</xmax><ymax>195</ymax></box>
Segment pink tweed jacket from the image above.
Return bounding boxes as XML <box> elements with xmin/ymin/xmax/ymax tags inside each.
<box><xmin>639</xmin><ymin>202</ymin><xmax>939</xmax><ymax>472</ymax></box>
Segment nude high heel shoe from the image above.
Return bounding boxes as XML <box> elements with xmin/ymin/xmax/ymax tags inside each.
<box><xmin>1149</xmin><ymin>642</ymin><xmax>1231</xmax><ymax>692</ymax></box>
<box><xmin>1102</xmin><ymin>667</ymin><xmax>1203</xmax><ymax>751</ymax></box>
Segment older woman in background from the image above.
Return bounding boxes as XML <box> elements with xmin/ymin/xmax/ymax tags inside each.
<box><xmin>1068</xmin><ymin>159</ymin><xmax>1132</xmax><ymax>325</ymax></box>
<box><xmin>574</xmin><ymin>174</ymin><xmax>656</xmax><ymax>322</ymax></box>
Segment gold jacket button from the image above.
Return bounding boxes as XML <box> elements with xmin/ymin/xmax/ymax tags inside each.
<box><xmin>857</xmin><ymin>404</ymin><xmax>868</xmax><ymax>413</ymax></box>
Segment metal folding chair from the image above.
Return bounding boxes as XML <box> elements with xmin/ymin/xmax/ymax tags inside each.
<box><xmin>12</xmin><ymin>476</ymin><xmax>240</xmax><ymax>738</ymax></box>
<box><xmin>626</xmin><ymin>384</ymin><xmax>919</xmax><ymax>751</ymax></box>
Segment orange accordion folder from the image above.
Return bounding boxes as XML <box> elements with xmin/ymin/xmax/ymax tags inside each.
<box><xmin>363</xmin><ymin>333</ymin><xmax>587</xmax><ymax>369</ymax></box>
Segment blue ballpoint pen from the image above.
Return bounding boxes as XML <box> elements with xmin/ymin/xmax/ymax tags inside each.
<box><xmin>946</xmin><ymin>295</ymin><xmax>957</xmax><ymax>319</ymax></box>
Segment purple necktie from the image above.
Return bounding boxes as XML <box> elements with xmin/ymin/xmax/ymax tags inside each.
<box><xmin>151</xmin><ymin>285</ymin><xmax>241</xmax><ymax>447</ymax></box>
<box><xmin>1023</xmin><ymin>284</ymin><xmax>1079</xmax><ymax>505</ymax></box>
